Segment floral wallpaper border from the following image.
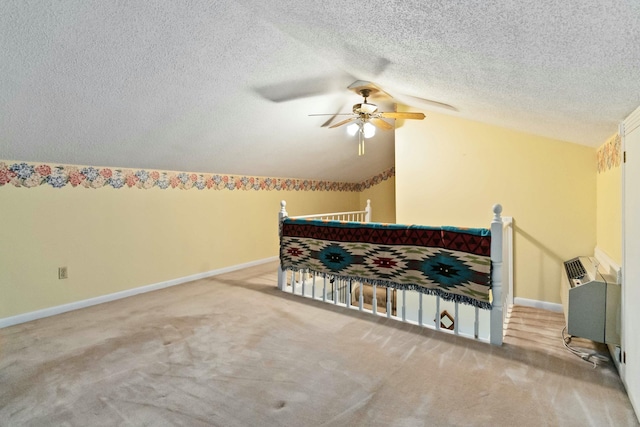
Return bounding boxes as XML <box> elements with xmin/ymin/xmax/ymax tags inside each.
<box><xmin>597</xmin><ymin>133</ymin><xmax>621</xmax><ymax>173</ymax></box>
<box><xmin>0</xmin><ymin>161</ymin><xmax>394</xmax><ymax>192</ymax></box>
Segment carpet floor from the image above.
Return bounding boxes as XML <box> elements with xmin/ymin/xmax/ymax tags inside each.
<box><xmin>1</xmin><ymin>261</ymin><xmax>638</xmax><ymax>426</ymax></box>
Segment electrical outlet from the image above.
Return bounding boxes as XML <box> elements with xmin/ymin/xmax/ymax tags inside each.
<box><xmin>58</xmin><ymin>267</ymin><xmax>68</xmax><ymax>280</ymax></box>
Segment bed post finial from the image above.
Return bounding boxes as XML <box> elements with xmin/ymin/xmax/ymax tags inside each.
<box><xmin>277</xmin><ymin>200</ymin><xmax>289</xmax><ymax>291</ymax></box>
<box><xmin>279</xmin><ymin>200</ymin><xmax>288</xmax><ymax>223</ymax></box>
<box><xmin>365</xmin><ymin>199</ymin><xmax>371</xmax><ymax>222</ymax></box>
<box><xmin>492</xmin><ymin>204</ymin><xmax>502</xmax><ymax>222</ymax></box>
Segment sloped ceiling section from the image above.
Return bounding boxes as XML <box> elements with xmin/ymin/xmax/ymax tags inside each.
<box><xmin>1</xmin><ymin>1</ymin><xmax>639</xmax><ymax>182</ymax></box>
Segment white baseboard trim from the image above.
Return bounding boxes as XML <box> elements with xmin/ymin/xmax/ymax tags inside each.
<box><xmin>514</xmin><ymin>297</ymin><xmax>563</xmax><ymax>313</ymax></box>
<box><xmin>0</xmin><ymin>256</ymin><xmax>278</xmax><ymax>329</ymax></box>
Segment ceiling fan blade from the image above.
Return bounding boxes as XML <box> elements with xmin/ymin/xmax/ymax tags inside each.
<box><xmin>254</xmin><ymin>73</ymin><xmax>355</xmax><ymax>103</ymax></box>
<box><xmin>321</xmin><ymin>116</ymin><xmax>337</xmax><ymax>128</ymax></box>
<box><xmin>391</xmin><ymin>93</ymin><xmax>457</xmax><ymax>112</ymax></box>
<box><xmin>345</xmin><ymin>81</ymin><xmax>456</xmax><ymax>112</ymax></box>
<box><xmin>316</xmin><ymin>102</ymin><xmax>348</xmax><ymax>127</ymax></box>
<box><xmin>380</xmin><ymin>112</ymin><xmax>426</xmax><ymax>120</ymax></box>
<box><xmin>341</xmin><ymin>42</ymin><xmax>391</xmax><ymax>77</ymax></box>
<box><xmin>370</xmin><ymin>118</ymin><xmax>393</xmax><ymax>131</ymax></box>
<box><xmin>329</xmin><ymin>117</ymin><xmax>357</xmax><ymax>128</ymax></box>
<box><xmin>308</xmin><ymin>113</ymin><xmax>353</xmax><ymax>116</ymax></box>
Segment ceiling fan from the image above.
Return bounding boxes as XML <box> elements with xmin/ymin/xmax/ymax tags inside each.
<box><xmin>309</xmin><ymin>83</ymin><xmax>427</xmax><ymax>155</ymax></box>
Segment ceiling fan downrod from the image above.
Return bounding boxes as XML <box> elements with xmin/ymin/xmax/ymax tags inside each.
<box><xmin>359</xmin><ymin>89</ymin><xmax>371</xmax><ymax>103</ymax></box>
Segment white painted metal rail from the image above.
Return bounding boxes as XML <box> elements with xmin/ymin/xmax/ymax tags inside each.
<box><xmin>277</xmin><ymin>201</ymin><xmax>513</xmax><ymax>345</ymax></box>
<box><xmin>280</xmin><ymin>199</ymin><xmax>371</xmax><ymax>223</ymax></box>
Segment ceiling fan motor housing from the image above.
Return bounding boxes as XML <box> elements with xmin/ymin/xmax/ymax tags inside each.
<box><xmin>353</xmin><ymin>103</ymin><xmax>378</xmax><ymax>114</ymax></box>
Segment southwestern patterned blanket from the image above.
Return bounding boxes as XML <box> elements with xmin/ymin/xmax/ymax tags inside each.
<box><xmin>280</xmin><ymin>218</ymin><xmax>492</xmax><ymax>310</ymax></box>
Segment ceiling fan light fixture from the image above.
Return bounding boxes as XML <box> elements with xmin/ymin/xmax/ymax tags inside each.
<box><xmin>311</xmin><ymin>81</ymin><xmax>431</xmax><ymax>156</ymax></box>
<box><xmin>363</xmin><ymin>122</ymin><xmax>376</xmax><ymax>138</ymax></box>
<box><xmin>347</xmin><ymin>122</ymin><xmax>360</xmax><ymax>136</ymax></box>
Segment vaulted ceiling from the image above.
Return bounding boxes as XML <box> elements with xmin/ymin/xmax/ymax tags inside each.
<box><xmin>1</xmin><ymin>1</ymin><xmax>639</xmax><ymax>182</ymax></box>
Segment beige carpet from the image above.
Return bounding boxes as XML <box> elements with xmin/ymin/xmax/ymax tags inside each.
<box><xmin>1</xmin><ymin>262</ymin><xmax>638</xmax><ymax>426</ymax></box>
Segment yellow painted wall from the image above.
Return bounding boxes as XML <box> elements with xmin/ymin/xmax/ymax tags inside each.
<box><xmin>0</xmin><ymin>176</ymin><xmax>359</xmax><ymax>319</ymax></box>
<box><xmin>596</xmin><ymin>134</ymin><xmax>623</xmax><ymax>264</ymax></box>
<box><xmin>395</xmin><ymin>112</ymin><xmax>596</xmax><ymax>304</ymax></box>
<box><xmin>359</xmin><ymin>175</ymin><xmax>396</xmax><ymax>223</ymax></box>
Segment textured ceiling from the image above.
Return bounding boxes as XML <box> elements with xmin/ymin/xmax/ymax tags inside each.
<box><xmin>1</xmin><ymin>1</ymin><xmax>639</xmax><ymax>182</ymax></box>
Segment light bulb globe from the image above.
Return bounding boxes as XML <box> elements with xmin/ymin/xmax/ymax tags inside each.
<box><xmin>363</xmin><ymin>122</ymin><xmax>376</xmax><ymax>139</ymax></box>
<box><xmin>347</xmin><ymin>123</ymin><xmax>359</xmax><ymax>136</ymax></box>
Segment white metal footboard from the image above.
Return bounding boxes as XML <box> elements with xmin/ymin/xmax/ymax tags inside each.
<box><xmin>277</xmin><ymin>201</ymin><xmax>513</xmax><ymax>345</ymax></box>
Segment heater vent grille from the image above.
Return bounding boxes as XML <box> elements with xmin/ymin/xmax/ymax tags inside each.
<box><xmin>564</xmin><ymin>257</ymin><xmax>586</xmax><ymax>279</ymax></box>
